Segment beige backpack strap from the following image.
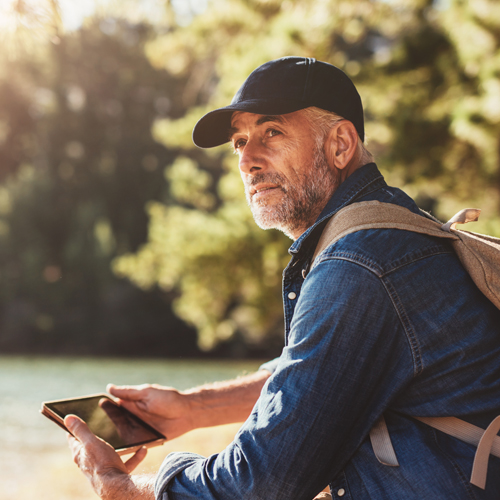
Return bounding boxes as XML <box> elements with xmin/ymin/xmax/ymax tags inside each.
<box><xmin>416</xmin><ymin>416</ymin><xmax>500</xmax><ymax>489</ymax></box>
<box><xmin>313</xmin><ymin>201</ymin><xmax>500</xmax><ymax>308</ymax></box>
<box><xmin>311</xmin><ymin>201</ymin><xmax>457</xmax><ymax>268</ymax></box>
<box><xmin>369</xmin><ymin>415</ymin><xmax>500</xmax><ymax>489</ymax></box>
<box><xmin>448</xmin><ymin>229</ymin><xmax>500</xmax><ymax>309</ymax></box>
<box><xmin>413</xmin><ymin>416</ymin><xmax>500</xmax><ymax>460</ymax></box>
<box><xmin>470</xmin><ymin>415</ymin><xmax>500</xmax><ymax>489</ymax></box>
<box><xmin>369</xmin><ymin>415</ymin><xmax>399</xmax><ymax>466</ymax></box>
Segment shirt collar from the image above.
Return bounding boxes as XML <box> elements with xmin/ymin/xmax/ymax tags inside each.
<box><xmin>289</xmin><ymin>163</ymin><xmax>386</xmax><ymax>255</ymax></box>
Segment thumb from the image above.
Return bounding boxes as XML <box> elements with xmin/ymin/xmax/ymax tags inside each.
<box><xmin>65</xmin><ymin>414</ymin><xmax>93</xmax><ymax>443</ymax></box>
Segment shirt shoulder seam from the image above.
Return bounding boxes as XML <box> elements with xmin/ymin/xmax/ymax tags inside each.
<box><xmin>311</xmin><ymin>256</ymin><xmax>423</xmax><ymax>375</ymax></box>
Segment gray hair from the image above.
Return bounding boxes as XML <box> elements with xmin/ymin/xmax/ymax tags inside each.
<box><xmin>301</xmin><ymin>107</ymin><xmax>374</xmax><ymax>167</ymax></box>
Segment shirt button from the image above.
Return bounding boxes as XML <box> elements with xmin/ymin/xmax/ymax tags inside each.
<box><xmin>288</xmin><ymin>292</ymin><xmax>297</xmax><ymax>300</ymax></box>
<box><xmin>337</xmin><ymin>488</ymin><xmax>345</xmax><ymax>497</ymax></box>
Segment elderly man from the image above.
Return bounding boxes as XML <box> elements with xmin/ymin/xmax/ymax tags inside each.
<box><xmin>66</xmin><ymin>57</ymin><xmax>500</xmax><ymax>499</ymax></box>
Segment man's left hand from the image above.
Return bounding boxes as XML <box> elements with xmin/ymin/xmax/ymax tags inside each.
<box><xmin>65</xmin><ymin>414</ymin><xmax>153</xmax><ymax>499</ymax></box>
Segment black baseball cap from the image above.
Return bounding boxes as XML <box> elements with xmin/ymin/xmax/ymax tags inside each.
<box><xmin>192</xmin><ymin>56</ymin><xmax>364</xmax><ymax>148</ymax></box>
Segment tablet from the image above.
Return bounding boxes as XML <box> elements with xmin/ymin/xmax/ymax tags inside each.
<box><xmin>41</xmin><ymin>393</ymin><xmax>166</xmax><ymax>455</ymax></box>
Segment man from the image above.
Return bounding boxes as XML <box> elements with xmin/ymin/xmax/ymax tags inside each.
<box><xmin>66</xmin><ymin>57</ymin><xmax>500</xmax><ymax>499</ymax></box>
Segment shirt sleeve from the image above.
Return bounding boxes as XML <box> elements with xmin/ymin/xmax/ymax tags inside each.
<box><xmin>155</xmin><ymin>257</ymin><xmax>415</xmax><ymax>500</ymax></box>
<box><xmin>258</xmin><ymin>357</ymin><xmax>280</xmax><ymax>374</ymax></box>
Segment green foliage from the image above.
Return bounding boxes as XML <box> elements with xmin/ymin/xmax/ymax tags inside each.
<box><xmin>359</xmin><ymin>0</ymin><xmax>500</xmax><ymax>214</ymax></box>
<box><xmin>2</xmin><ymin>0</ymin><xmax>499</xmax><ymax>355</ymax></box>
<box><xmin>0</xmin><ymin>16</ymin><xmax>199</xmax><ymax>356</ymax></box>
<box><xmin>114</xmin><ymin>159</ymin><xmax>290</xmax><ymax>351</ymax></box>
<box><xmin>115</xmin><ymin>0</ymin><xmax>500</xmax><ymax>353</ymax></box>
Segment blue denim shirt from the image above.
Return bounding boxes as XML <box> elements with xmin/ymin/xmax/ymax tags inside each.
<box><xmin>155</xmin><ymin>163</ymin><xmax>500</xmax><ymax>499</ymax></box>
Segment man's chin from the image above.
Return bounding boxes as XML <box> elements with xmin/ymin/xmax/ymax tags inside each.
<box><xmin>251</xmin><ymin>208</ymin><xmax>282</xmax><ymax>231</ymax></box>
<box><xmin>251</xmin><ymin>208</ymin><xmax>294</xmax><ymax>237</ymax></box>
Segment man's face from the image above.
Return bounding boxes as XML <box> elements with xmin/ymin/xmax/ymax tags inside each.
<box><xmin>230</xmin><ymin>110</ymin><xmax>340</xmax><ymax>239</ymax></box>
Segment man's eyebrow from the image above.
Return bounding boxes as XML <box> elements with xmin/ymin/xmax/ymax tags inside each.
<box><xmin>228</xmin><ymin>115</ymin><xmax>285</xmax><ymax>142</ymax></box>
<box><xmin>255</xmin><ymin>115</ymin><xmax>285</xmax><ymax>126</ymax></box>
<box><xmin>228</xmin><ymin>126</ymin><xmax>239</xmax><ymax>142</ymax></box>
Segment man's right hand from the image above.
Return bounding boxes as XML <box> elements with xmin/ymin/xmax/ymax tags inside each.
<box><xmin>107</xmin><ymin>384</ymin><xmax>194</xmax><ymax>440</ymax></box>
<box><xmin>107</xmin><ymin>370</ymin><xmax>271</xmax><ymax>440</ymax></box>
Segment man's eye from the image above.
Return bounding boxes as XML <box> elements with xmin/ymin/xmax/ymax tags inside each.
<box><xmin>233</xmin><ymin>138</ymin><xmax>246</xmax><ymax>149</ymax></box>
<box><xmin>267</xmin><ymin>128</ymin><xmax>281</xmax><ymax>138</ymax></box>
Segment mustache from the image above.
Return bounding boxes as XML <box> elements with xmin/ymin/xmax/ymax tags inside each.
<box><xmin>245</xmin><ymin>173</ymin><xmax>288</xmax><ymax>192</ymax></box>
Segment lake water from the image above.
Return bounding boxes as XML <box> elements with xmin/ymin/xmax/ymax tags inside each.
<box><xmin>0</xmin><ymin>355</ymin><xmax>263</xmax><ymax>500</ymax></box>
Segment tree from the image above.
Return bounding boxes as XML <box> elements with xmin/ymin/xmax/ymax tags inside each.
<box><xmin>115</xmin><ymin>0</ymin><xmax>500</xmax><ymax>353</ymax></box>
<box><xmin>0</xmin><ymin>17</ymin><xmax>199</xmax><ymax>356</ymax></box>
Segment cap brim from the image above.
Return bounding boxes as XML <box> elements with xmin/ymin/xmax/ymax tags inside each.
<box><xmin>192</xmin><ymin>99</ymin><xmax>308</xmax><ymax>148</ymax></box>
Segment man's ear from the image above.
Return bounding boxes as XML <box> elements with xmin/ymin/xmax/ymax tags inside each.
<box><xmin>324</xmin><ymin>121</ymin><xmax>359</xmax><ymax>170</ymax></box>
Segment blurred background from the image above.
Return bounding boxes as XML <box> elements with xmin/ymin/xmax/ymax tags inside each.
<box><xmin>0</xmin><ymin>0</ymin><xmax>499</xmax><ymax>497</ymax></box>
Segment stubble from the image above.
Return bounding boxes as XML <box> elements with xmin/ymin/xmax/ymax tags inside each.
<box><xmin>245</xmin><ymin>146</ymin><xmax>340</xmax><ymax>239</ymax></box>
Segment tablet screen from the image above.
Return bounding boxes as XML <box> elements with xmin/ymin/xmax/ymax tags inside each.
<box><xmin>45</xmin><ymin>395</ymin><xmax>164</xmax><ymax>449</ymax></box>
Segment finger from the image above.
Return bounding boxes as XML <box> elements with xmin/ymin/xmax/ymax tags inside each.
<box><xmin>64</xmin><ymin>415</ymin><xmax>94</xmax><ymax>445</ymax></box>
<box><xmin>99</xmin><ymin>399</ymin><xmax>127</xmax><ymax>422</ymax></box>
<box><xmin>114</xmin><ymin>398</ymin><xmax>147</xmax><ymax>416</ymax></box>
<box><xmin>124</xmin><ymin>447</ymin><xmax>148</xmax><ymax>473</ymax></box>
<box><xmin>107</xmin><ymin>384</ymin><xmax>148</xmax><ymax>401</ymax></box>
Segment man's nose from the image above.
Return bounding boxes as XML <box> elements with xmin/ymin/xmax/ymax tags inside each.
<box><xmin>238</xmin><ymin>139</ymin><xmax>266</xmax><ymax>175</ymax></box>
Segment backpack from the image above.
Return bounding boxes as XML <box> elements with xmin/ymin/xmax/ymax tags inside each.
<box><xmin>312</xmin><ymin>200</ymin><xmax>500</xmax><ymax>490</ymax></box>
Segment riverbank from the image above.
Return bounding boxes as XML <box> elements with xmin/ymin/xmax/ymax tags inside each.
<box><xmin>0</xmin><ymin>355</ymin><xmax>262</xmax><ymax>499</ymax></box>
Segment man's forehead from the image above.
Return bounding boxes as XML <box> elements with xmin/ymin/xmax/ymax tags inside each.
<box><xmin>230</xmin><ymin>112</ymin><xmax>287</xmax><ymax>128</ymax></box>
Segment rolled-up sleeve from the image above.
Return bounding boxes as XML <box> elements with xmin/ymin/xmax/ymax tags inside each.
<box><xmin>155</xmin><ymin>257</ymin><xmax>415</xmax><ymax>499</ymax></box>
<box><xmin>258</xmin><ymin>357</ymin><xmax>280</xmax><ymax>374</ymax></box>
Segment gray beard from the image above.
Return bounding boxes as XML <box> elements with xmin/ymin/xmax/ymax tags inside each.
<box><xmin>245</xmin><ymin>147</ymin><xmax>340</xmax><ymax>239</ymax></box>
